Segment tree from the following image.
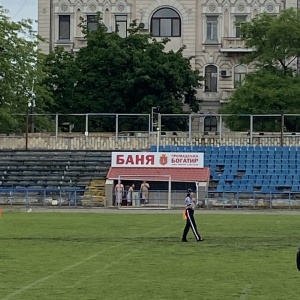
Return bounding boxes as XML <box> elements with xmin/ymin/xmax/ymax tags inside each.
<box><xmin>43</xmin><ymin>47</ymin><xmax>80</xmax><ymax>130</ymax></box>
<box><xmin>221</xmin><ymin>9</ymin><xmax>300</xmax><ymax>131</ymax></box>
<box><xmin>241</xmin><ymin>9</ymin><xmax>300</xmax><ymax>73</ymax></box>
<box><xmin>0</xmin><ymin>6</ymin><xmax>52</xmax><ymax>133</ymax></box>
<box><xmin>221</xmin><ymin>70</ymin><xmax>300</xmax><ymax>131</ymax></box>
<box><xmin>51</xmin><ymin>19</ymin><xmax>202</xmax><ymax>132</ymax></box>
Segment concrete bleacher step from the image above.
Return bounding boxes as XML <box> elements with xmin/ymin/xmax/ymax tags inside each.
<box><xmin>0</xmin><ymin>151</ymin><xmax>111</xmax><ymax>192</ymax></box>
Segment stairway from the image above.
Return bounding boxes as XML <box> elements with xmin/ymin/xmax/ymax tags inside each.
<box><xmin>82</xmin><ymin>179</ymin><xmax>106</xmax><ymax>207</ymax></box>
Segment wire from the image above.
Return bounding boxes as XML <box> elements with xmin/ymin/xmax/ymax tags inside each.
<box><xmin>12</xmin><ymin>0</ymin><xmax>29</xmax><ymax>19</ymax></box>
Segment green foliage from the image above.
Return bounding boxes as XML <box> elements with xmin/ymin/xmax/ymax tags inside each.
<box><xmin>241</xmin><ymin>9</ymin><xmax>300</xmax><ymax>72</ymax></box>
<box><xmin>0</xmin><ymin>6</ymin><xmax>53</xmax><ymax>133</ymax></box>
<box><xmin>222</xmin><ymin>9</ymin><xmax>300</xmax><ymax>131</ymax></box>
<box><xmin>221</xmin><ymin>70</ymin><xmax>300</xmax><ymax>131</ymax></box>
<box><xmin>45</xmin><ymin>19</ymin><xmax>202</xmax><ymax>131</ymax></box>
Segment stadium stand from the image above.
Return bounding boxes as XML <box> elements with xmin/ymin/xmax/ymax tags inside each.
<box><xmin>0</xmin><ymin>151</ymin><xmax>111</xmax><ymax>206</ymax></box>
<box><xmin>150</xmin><ymin>145</ymin><xmax>300</xmax><ymax>196</ymax></box>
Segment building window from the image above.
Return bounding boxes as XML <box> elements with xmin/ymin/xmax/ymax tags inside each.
<box><xmin>206</xmin><ymin>16</ymin><xmax>218</xmax><ymax>43</ymax></box>
<box><xmin>87</xmin><ymin>15</ymin><xmax>98</xmax><ymax>32</ymax></box>
<box><xmin>205</xmin><ymin>65</ymin><xmax>218</xmax><ymax>92</ymax></box>
<box><xmin>235</xmin><ymin>15</ymin><xmax>247</xmax><ymax>38</ymax></box>
<box><xmin>115</xmin><ymin>15</ymin><xmax>127</xmax><ymax>38</ymax></box>
<box><xmin>234</xmin><ymin>65</ymin><xmax>247</xmax><ymax>88</ymax></box>
<box><xmin>204</xmin><ymin>116</ymin><xmax>218</xmax><ymax>132</ymax></box>
<box><xmin>151</xmin><ymin>8</ymin><xmax>181</xmax><ymax>37</ymax></box>
<box><xmin>59</xmin><ymin>15</ymin><xmax>70</xmax><ymax>39</ymax></box>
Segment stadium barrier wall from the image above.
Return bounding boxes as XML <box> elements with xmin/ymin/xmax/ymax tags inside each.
<box><xmin>2</xmin><ymin>188</ymin><xmax>300</xmax><ymax>209</ymax></box>
<box><xmin>0</xmin><ymin>188</ymin><xmax>103</xmax><ymax>208</ymax></box>
<box><xmin>1</xmin><ymin>133</ymin><xmax>300</xmax><ymax>150</ymax></box>
<box><xmin>206</xmin><ymin>191</ymin><xmax>300</xmax><ymax>209</ymax></box>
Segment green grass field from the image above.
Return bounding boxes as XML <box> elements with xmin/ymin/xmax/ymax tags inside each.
<box><xmin>0</xmin><ymin>210</ymin><xmax>299</xmax><ymax>300</ymax></box>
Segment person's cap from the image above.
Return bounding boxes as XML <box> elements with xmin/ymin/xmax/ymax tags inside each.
<box><xmin>188</xmin><ymin>189</ymin><xmax>192</xmax><ymax>193</ymax></box>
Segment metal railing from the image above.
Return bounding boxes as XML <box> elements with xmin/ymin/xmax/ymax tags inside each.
<box><xmin>1</xmin><ymin>188</ymin><xmax>300</xmax><ymax>209</ymax></box>
<box><xmin>206</xmin><ymin>191</ymin><xmax>300</xmax><ymax>209</ymax></box>
<box><xmin>0</xmin><ymin>188</ymin><xmax>103</xmax><ymax>208</ymax></box>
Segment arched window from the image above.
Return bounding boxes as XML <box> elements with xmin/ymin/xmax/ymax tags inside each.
<box><xmin>204</xmin><ymin>116</ymin><xmax>218</xmax><ymax>132</ymax></box>
<box><xmin>234</xmin><ymin>65</ymin><xmax>247</xmax><ymax>88</ymax></box>
<box><xmin>205</xmin><ymin>65</ymin><xmax>218</xmax><ymax>92</ymax></box>
<box><xmin>151</xmin><ymin>8</ymin><xmax>181</xmax><ymax>37</ymax></box>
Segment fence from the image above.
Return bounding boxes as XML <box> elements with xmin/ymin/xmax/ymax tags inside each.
<box><xmin>206</xmin><ymin>191</ymin><xmax>300</xmax><ymax>209</ymax></box>
<box><xmin>2</xmin><ymin>188</ymin><xmax>300</xmax><ymax>209</ymax></box>
<box><xmin>0</xmin><ymin>188</ymin><xmax>103</xmax><ymax>208</ymax></box>
<box><xmin>2</xmin><ymin>113</ymin><xmax>300</xmax><ymax>150</ymax></box>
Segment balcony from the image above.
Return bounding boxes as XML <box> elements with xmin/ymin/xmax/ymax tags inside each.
<box><xmin>220</xmin><ymin>37</ymin><xmax>253</xmax><ymax>53</ymax></box>
<box><xmin>220</xmin><ymin>89</ymin><xmax>235</xmax><ymax>103</ymax></box>
<box><xmin>73</xmin><ymin>37</ymin><xmax>87</xmax><ymax>51</ymax></box>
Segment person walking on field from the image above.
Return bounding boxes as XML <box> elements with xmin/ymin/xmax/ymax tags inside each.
<box><xmin>140</xmin><ymin>180</ymin><xmax>150</xmax><ymax>204</ymax></box>
<box><xmin>182</xmin><ymin>189</ymin><xmax>203</xmax><ymax>242</ymax></box>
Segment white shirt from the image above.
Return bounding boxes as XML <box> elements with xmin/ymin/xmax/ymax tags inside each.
<box><xmin>185</xmin><ymin>195</ymin><xmax>195</xmax><ymax>209</ymax></box>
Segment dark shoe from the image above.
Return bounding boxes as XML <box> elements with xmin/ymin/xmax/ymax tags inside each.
<box><xmin>181</xmin><ymin>239</ymin><xmax>188</xmax><ymax>242</ymax></box>
<box><xmin>197</xmin><ymin>238</ymin><xmax>204</xmax><ymax>242</ymax></box>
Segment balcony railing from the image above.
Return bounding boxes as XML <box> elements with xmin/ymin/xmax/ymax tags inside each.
<box><xmin>221</xmin><ymin>89</ymin><xmax>235</xmax><ymax>102</ymax></box>
<box><xmin>221</xmin><ymin>37</ymin><xmax>253</xmax><ymax>52</ymax></box>
<box><xmin>73</xmin><ymin>37</ymin><xmax>87</xmax><ymax>50</ymax></box>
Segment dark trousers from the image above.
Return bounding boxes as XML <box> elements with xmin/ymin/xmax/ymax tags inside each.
<box><xmin>182</xmin><ymin>208</ymin><xmax>202</xmax><ymax>241</ymax></box>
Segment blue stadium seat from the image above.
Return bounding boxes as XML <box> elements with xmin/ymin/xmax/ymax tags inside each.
<box><xmin>281</xmin><ymin>170</ymin><xmax>289</xmax><ymax>176</ymax></box>
<box><xmin>217</xmin><ymin>185</ymin><xmax>224</xmax><ymax>192</ymax></box>
<box><xmin>240</xmin><ymin>179</ymin><xmax>248</xmax><ymax>185</ymax></box>
<box><xmin>290</xmin><ymin>146</ymin><xmax>297</xmax><ymax>153</ymax></box>
<box><xmin>248</xmin><ymin>174</ymin><xmax>256</xmax><ymax>180</ymax></box>
<box><xmin>239</xmin><ymin>185</ymin><xmax>247</xmax><ymax>192</ymax></box>
<box><xmin>223</xmin><ymin>185</ymin><xmax>232</xmax><ymax>192</ymax></box>
<box><xmin>177</xmin><ymin>145</ymin><xmax>185</xmax><ymax>152</ymax></box>
<box><xmin>190</xmin><ymin>145</ymin><xmax>199</xmax><ymax>152</ymax></box>
<box><xmin>291</xmin><ymin>186</ymin><xmax>299</xmax><ymax>192</ymax></box>
<box><xmin>246</xmin><ymin>185</ymin><xmax>253</xmax><ymax>192</ymax></box>
<box><xmin>269</xmin><ymin>185</ymin><xmax>276</xmax><ymax>192</ymax></box>
<box><xmin>150</xmin><ymin>145</ymin><xmax>157</xmax><ymax>152</ymax></box>
<box><xmin>230</xmin><ymin>185</ymin><xmax>238</xmax><ymax>193</ymax></box>
<box><xmin>261</xmin><ymin>186</ymin><xmax>270</xmax><ymax>193</ymax></box>
<box><xmin>285</xmin><ymin>180</ymin><xmax>292</xmax><ymax>187</ymax></box>
<box><xmin>252</xmin><ymin>169</ymin><xmax>260</xmax><ymax>176</ymax></box>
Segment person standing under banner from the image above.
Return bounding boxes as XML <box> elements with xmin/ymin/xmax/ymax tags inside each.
<box><xmin>182</xmin><ymin>190</ymin><xmax>203</xmax><ymax>242</ymax></box>
<box><xmin>140</xmin><ymin>180</ymin><xmax>150</xmax><ymax>204</ymax></box>
<box><xmin>114</xmin><ymin>181</ymin><xmax>124</xmax><ymax>206</ymax></box>
<box><xmin>126</xmin><ymin>183</ymin><xmax>135</xmax><ymax>206</ymax></box>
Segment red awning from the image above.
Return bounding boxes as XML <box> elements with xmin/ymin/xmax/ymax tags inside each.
<box><xmin>107</xmin><ymin>167</ymin><xmax>210</xmax><ymax>182</ymax></box>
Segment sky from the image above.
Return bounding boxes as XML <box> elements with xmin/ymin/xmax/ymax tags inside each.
<box><xmin>0</xmin><ymin>0</ymin><xmax>38</xmax><ymax>30</ymax></box>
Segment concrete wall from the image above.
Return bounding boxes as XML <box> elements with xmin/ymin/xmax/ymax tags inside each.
<box><xmin>1</xmin><ymin>132</ymin><xmax>300</xmax><ymax>150</ymax></box>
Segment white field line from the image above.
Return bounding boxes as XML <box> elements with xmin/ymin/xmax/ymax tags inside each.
<box><xmin>239</xmin><ymin>284</ymin><xmax>252</xmax><ymax>300</ymax></box>
<box><xmin>1</xmin><ymin>222</ymin><xmax>181</xmax><ymax>300</ymax></box>
<box><xmin>68</xmin><ymin>228</ymin><xmax>180</xmax><ymax>289</ymax></box>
